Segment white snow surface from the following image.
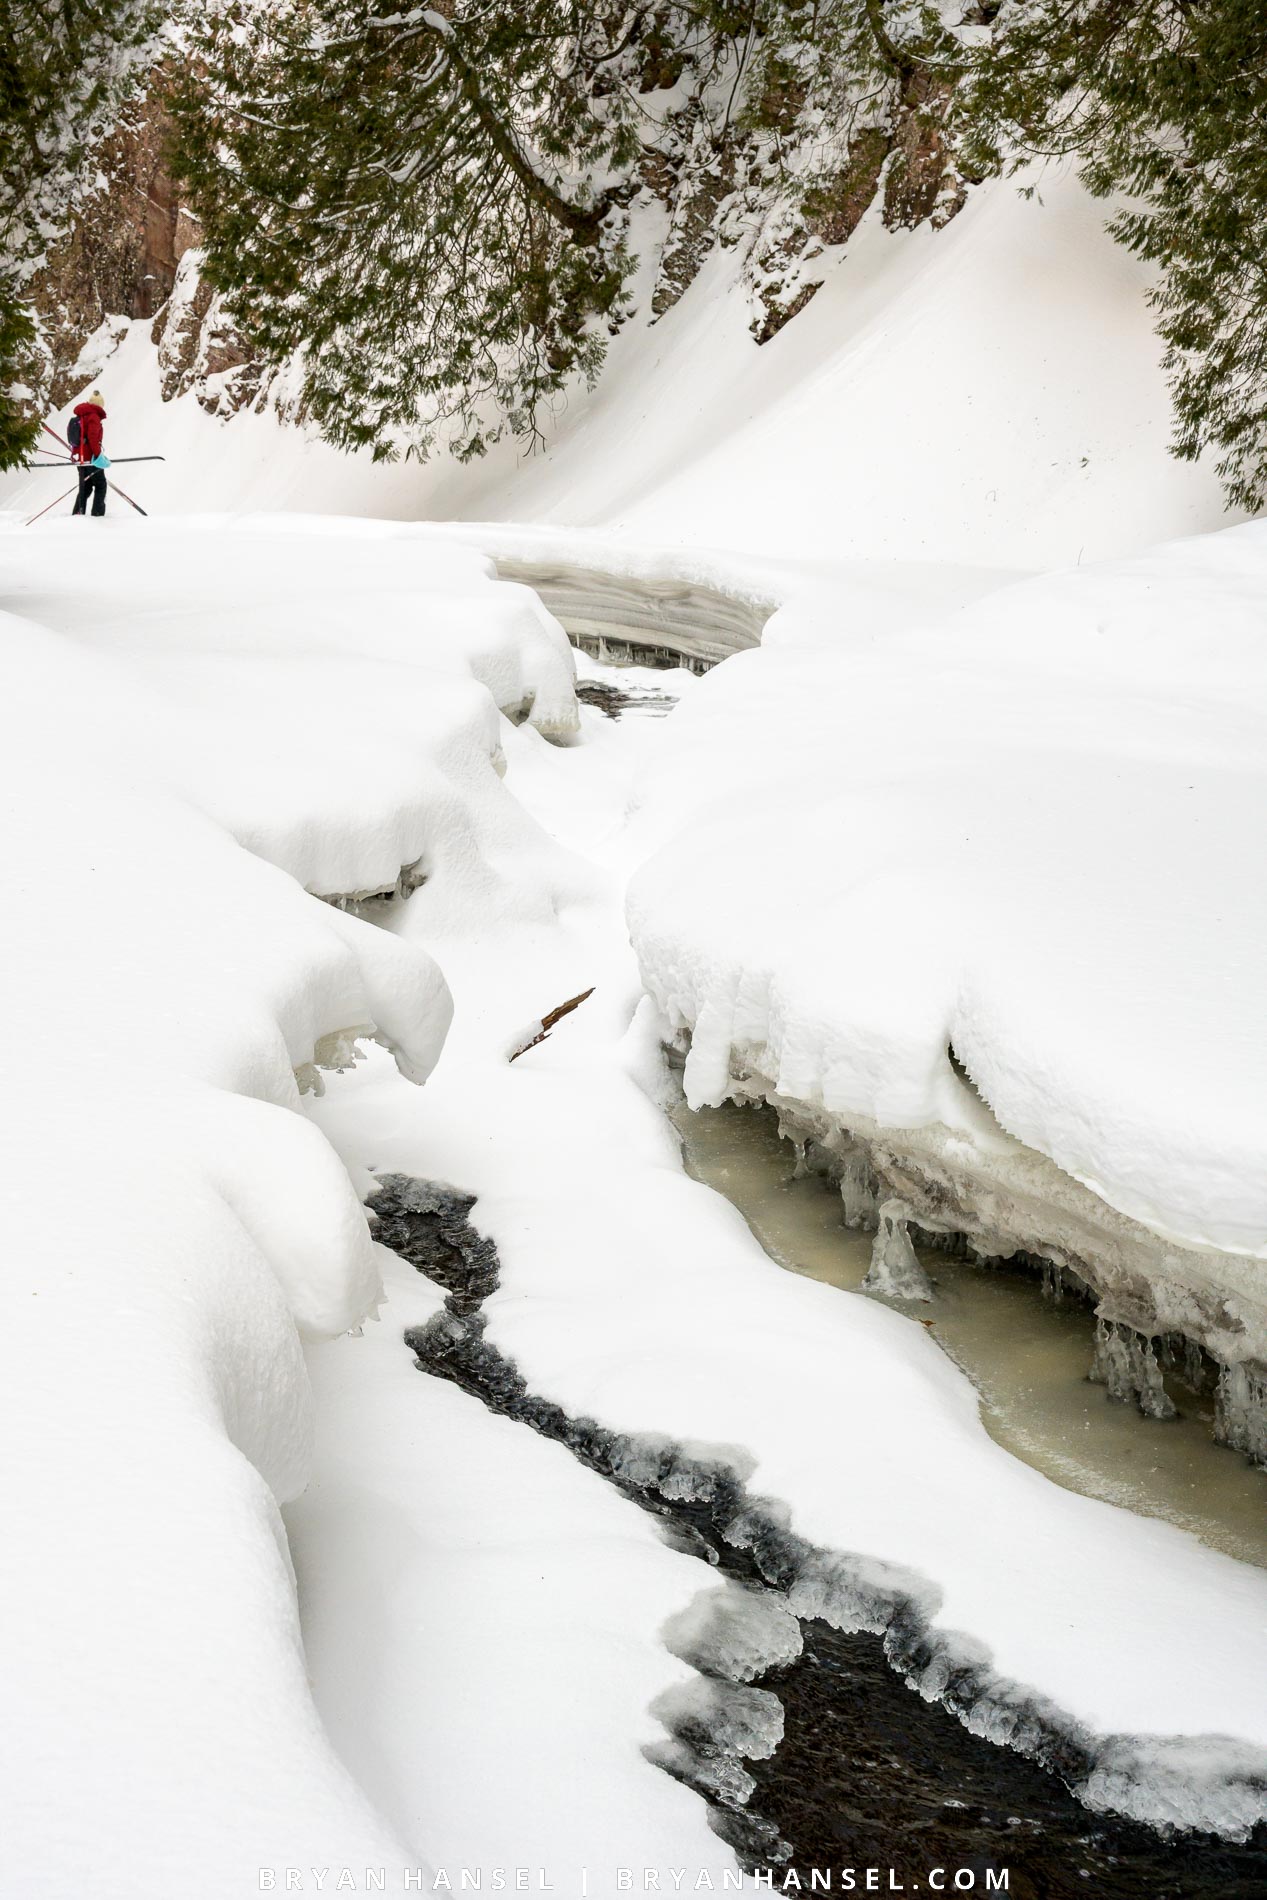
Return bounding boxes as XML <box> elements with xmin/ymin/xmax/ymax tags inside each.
<box><xmin>0</xmin><ymin>517</ymin><xmax>580</xmax><ymax>1896</ymax></box>
<box><xmin>288</xmin><ymin>1247</ymin><xmax>743</xmax><ymax>1894</ymax></box>
<box><xmin>5</xmin><ymin>501</ymin><xmax>1267</xmax><ymax>1886</ymax></box>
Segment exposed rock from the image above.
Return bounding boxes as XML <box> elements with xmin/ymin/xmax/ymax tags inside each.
<box><xmin>27</xmin><ymin>37</ymin><xmax>975</xmax><ymax>437</ymax></box>
<box><xmin>29</xmin><ymin>61</ymin><xmax>265</xmax><ymax>421</ymax></box>
<box><xmin>150</xmin><ymin>250</ymin><xmax>264</xmax><ymax>416</ymax></box>
<box><xmin>151</xmin><ymin>257</ymin><xmax>211</xmax><ymax>399</ymax></box>
<box><xmin>32</xmin><ymin>67</ymin><xmax>200</xmax><ymax>407</ymax></box>
<box><xmin>745</xmin><ymin>72</ymin><xmax>968</xmax><ymax>344</ymax></box>
<box><xmin>883</xmin><ymin>73</ymin><xmax>968</xmax><ymax>232</ymax></box>
<box><xmin>802</xmin><ymin>127</ymin><xmax>891</xmax><ymax>246</ymax></box>
<box><xmin>741</xmin><ymin>187</ymin><xmax>826</xmax><ymax>344</ymax></box>
<box><xmin>649</xmin><ymin>116</ymin><xmax>739</xmax><ymax>321</ymax></box>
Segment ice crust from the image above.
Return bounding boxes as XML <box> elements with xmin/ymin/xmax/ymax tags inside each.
<box><xmin>663</xmin><ymin>1582</ymin><xmax>804</xmax><ymax>1685</ymax></box>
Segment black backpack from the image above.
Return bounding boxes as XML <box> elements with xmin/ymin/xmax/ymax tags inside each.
<box><xmin>67</xmin><ymin>415</ymin><xmax>81</xmax><ymax>456</ymax></box>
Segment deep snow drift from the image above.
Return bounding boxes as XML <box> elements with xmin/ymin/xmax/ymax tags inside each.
<box><xmin>0</xmin><ymin>517</ymin><xmax>582</xmax><ymax>1896</ymax></box>
<box><xmin>5</xmin><ymin>506</ymin><xmax>1267</xmax><ymax>1893</ymax></box>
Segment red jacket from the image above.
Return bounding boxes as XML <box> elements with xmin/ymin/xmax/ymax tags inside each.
<box><xmin>73</xmin><ymin>401</ymin><xmax>106</xmax><ymax>462</ymax></box>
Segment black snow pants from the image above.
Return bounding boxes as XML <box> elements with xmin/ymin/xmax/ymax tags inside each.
<box><xmin>72</xmin><ymin>465</ymin><xmax>107</xmax><ymax>516</ymax></box>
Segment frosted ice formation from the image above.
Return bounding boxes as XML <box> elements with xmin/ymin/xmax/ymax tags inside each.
<box><xmin>1081</xmin><ymin>1734</ymin><xmax>1267</xmax><ymax>1839</ymax></box>
<box><xmin>663</xmin><ymin>1581</ymin><xmax>803</xmax><ymax>1683</ymax></box>
<box><xmin>863</xmin><ymin>1200</ymin><xmax>935</xmax><ymax>1302</ymax></box>
<box><xmin>1090</xmin><ymin>1319</ymin><xmax>1177</xmax><ymax>1422</ymax></box>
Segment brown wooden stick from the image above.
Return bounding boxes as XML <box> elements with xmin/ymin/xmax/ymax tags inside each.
<box><xmin>508</xmin><ymin>987</ymin><xmax>596</xmax><ymax>1062</ymax></box>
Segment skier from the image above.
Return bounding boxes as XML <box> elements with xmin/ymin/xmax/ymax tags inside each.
<box><xmin>71</xmin><ymin>391</ymin><xmax>109</xmax><ymax>516</ymax></box>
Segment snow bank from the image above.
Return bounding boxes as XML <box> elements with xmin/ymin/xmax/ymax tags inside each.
<box><xmin>626</xmin><ymin>519</ymin><xmax>1267</xmax><ymax>1361</ymax></box>
<box><xmin>2</xmin><ymin>166</ymin><xmax>1243</xmax><ymax>570</ymax></box>
<box><xmin>288</xmin><ymin>1246</ymin><xmax>743</xmax><ymax>1891</ymax></box>
<box><xmin>0</xmin><ymin>518</ymin><xmax>576</xmax><ymax>1896</ymax></box>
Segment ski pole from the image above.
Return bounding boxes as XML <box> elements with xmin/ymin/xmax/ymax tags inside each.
<box><xmin>25</xmin><ymin>483</ymin><xmax>80</xmax><ymax>526</ymax></box>
<box><xmin>108</xmin><ymin>484</ymin><xmax>148</xmax><ymax>517</ymax></box>
<box><xmin>40</xmin><ymin>423</ymin><xmax>150</xmax><ymax>517</ymax></box>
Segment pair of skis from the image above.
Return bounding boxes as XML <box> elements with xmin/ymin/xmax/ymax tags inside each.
<box><xmin>27</xmin><ymin>456</ymin><xmax>165</xmax><ymax>469</ymax></box>
<box><xmin>25</xmin><ymin>424</ymin><xmax>159</xmax><ymax>524</ymax></box>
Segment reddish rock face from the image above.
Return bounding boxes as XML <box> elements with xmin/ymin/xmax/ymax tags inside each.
<box><xmin>150</xmin><ymin>254</ymin><xmax>264</xmax><ymax>417</ymax></box>
<box><xmin>33</xmin><ymin>67</ymin><xmax>202</xmax><ymax>405</ymax></box>
<box><xmin>31</xmin><ymin>63</ymin><xmax>264</xmax><ymax>419</ymax></box>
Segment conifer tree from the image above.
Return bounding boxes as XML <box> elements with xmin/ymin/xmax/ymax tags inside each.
<box><xmin>175</xmin><ymin>1</ymin><xmax>984</xmax><ymax>460</ymax></box>
<box><xmin>173</xmin><ymin>2</ymin><xmax>652</xmax><ymax>461</ymax></box>
<box><xmin>961</xmin><ymin>0</ymin><xmax>1267</xmax><ymax>512</ymax></box>
<box><xmin>0</xmin><ymin>0</ymin><xmax>162</xmax><ymax>466</ymax></box>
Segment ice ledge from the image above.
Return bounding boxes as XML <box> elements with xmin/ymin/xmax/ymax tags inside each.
<box><xmin>705</xmin><ymin>1043</ymin><xmax>1267</xmax><ymax>1464</ymax></box>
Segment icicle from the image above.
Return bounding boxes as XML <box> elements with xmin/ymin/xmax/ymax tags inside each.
<box><xmin>838</xmin><ymin>1146</ymin><xmax>879</xmax><ymax>1230</ymax></box>
<box><xmin>1041</xmin><ymin>1260</ymin><xmax>1067</xmax><ymax>1305</ymax></box>
<box><xmin>1184</xmin><ymin>1337</ymin><xmax>1208</xmax><ymax>1392</ymax></box>
<box><xmin>776</xmin><ymin>1116</ymin><xmax>808</xmax><ymax>1178</ymax></box>
<box><xmin>1089</xmin><ymin>1319</ymin><xmax>1176</xmax><ymax>1421</ymax></box>
<box><xmin>862</xmin><ymin>1201</ymin><xmax>934</xmax><ymax>1302</ymax></box>
<box><xmin>1215</xmin><ymin>1362</ymin><xmax>1267</xmax><ymax>1466</ymax></box>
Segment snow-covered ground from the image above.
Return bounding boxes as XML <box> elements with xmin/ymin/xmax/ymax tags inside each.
<box><xmin>3</xmin><ymin>145</ymin><xmax>1266</xmax><ymax>1899</ymax></box>
<box><xmin>626</xmin><ymin>524</ymin><xmax>1267</xmax><ymax>1329</ymax></box>
<box><xmin>6</xmin><ymin>503</ymin><xmax>1267</xmax><ymax>1896</ymax></box>
<box><xmin>0</xmin><ymin>517</ymin><xmax>590</xmax><ymax>1896</ymax></box>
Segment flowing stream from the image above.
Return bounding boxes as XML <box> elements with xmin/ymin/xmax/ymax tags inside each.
<box><xmin>464</xmin><ymin>566</ymin><xmax>1267</xmax><ymax>1888</ymax></box>
<box><xmin>512</xmin><ymin>556</ymin><xmax>1267</xmax><ymax>1578</ymax></box>
<box><xmin>386</xmin><ymin>1177</ymin><xmax>1267</xmax><ymax>1899</ymax></box>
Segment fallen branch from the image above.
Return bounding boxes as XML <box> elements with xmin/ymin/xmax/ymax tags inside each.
<box><xmin>508</xmin><ymin>987</ymin><xmax>596</xmax><ymax>1062</ymax></box>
